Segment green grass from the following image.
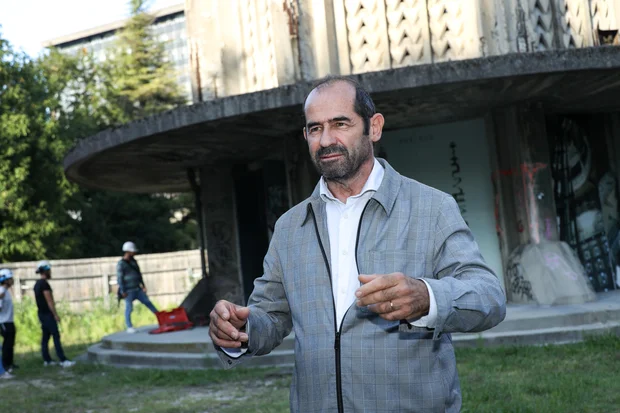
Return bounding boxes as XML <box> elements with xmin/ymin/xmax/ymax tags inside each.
<box><xmin>4</xmin><ymin>300</ymin><xmax>620</xmax><ymax>412</ymax></box>
<box><xmin>4</xmin><ymin>346</ymin><xmax>290</xmax><ymax>413</ymax></box>
<box><xmin>458</xmin><ymin>334</ymin><xmax>620</xmax><ymax>413</ymax></box>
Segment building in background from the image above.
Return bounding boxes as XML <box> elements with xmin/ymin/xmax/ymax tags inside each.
<box><xmin>43</xmin><ymin>3</ymin><xmax>191</xmax><ymax>102</ymax></box>
<box><xmin>63</xmin><ymin>0</ymin><xmax>620</xmax><ymax>314</ymax></box>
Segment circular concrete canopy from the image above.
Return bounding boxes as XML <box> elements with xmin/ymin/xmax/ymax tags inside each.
<box><xmin>64</xmin><ymin>47</ymin><xmax>620</xmax><ymax>193</ymax></box>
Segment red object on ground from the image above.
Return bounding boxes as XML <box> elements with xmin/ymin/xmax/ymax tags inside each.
<box><xmin>149</xmin><ymin>307</ymin><xmax>194</xmax><ymax>334</ymax></box>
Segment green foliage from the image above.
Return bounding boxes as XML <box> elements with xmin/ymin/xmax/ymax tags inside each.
<box><xmin>0</xmin><ymin>38</ymin><xmax>77</xmax><ymax>260</ymax></box>
<box><xmin>65</xmin><ymin>191</ymin><xmax>197</xmax><ymax>257</ymax></box>
<box><xmin>101</xmin><ymin>0</ymin><xmax>186</xmax><ymax>124</ymax></box>
<box><xmin>0</xmin><ymin>1</ymin><xmax>195</xmax><ymax>262</ymax></box>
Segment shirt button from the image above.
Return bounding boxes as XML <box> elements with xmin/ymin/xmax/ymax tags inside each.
<box><xmin>343</xmin><ymin>213</ymin><xmax>349</xmax><ymax>219</ymax></box>
<box><xmin>342</xmin><ymin>250</ymin><xmax>348</xmax><ymax>256</ymax></box>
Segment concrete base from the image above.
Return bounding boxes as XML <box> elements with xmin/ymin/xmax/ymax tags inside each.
<box><xmin>87</xmin><ymin>291</ymin><xmax>620</xmax><ymax>369</ymax></box>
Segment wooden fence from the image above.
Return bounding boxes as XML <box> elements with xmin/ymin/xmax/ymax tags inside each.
<box><xmin>1</xmin><ymin>250</ymin><xmax>205</xmax><ymax>310</ymax></box>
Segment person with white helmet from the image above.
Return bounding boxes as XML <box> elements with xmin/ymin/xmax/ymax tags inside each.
<box><xmin>0</xmin><ymin>269</ymin><xmax>17</xmax><ymax>374</ymax></box>
<box><xmin>117</xmin><ymin>242</ymin><xmax>159</xmax><ymax>333</ymax></box>
<box><xmin>33</xmin><ymin>261</ymin><xmax>75</xmax><ymax>367</ymax></box>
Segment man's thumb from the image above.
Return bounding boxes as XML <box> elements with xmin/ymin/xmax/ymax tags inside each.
<box><xmin>235</xmin><ymin>305</ymin><xmax>250</xmax><ymax>320</ymax></box>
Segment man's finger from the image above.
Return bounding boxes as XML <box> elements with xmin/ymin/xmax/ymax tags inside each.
<box><xmin>356</xmin><ymin>273</ymin><xmax>401</xmax><ymax>298</ymax></box>
<box><xmin>357</xmin><ymin>274</ymin><xmax>378</xmax><ymax>285</ymax></box>
<box><xmin>209</xmin><ymin>328</ymin><xmax>243</xmax><ymax>348</ymax></box>
<box><xmin>213</xmin><ymin>317</ymin><xmax>241</xmax><ymax>340</ymax></box>
<box><xmin>356</xmin><ymin>286</ymin><xmax>401</xmax><ymax>307</ymax></box>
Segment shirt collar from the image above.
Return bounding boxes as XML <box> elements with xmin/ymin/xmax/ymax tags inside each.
<box><xmin>319</xmin><ymin>158</ymin><xmax>385</xmax><ymax>203</ymax></box>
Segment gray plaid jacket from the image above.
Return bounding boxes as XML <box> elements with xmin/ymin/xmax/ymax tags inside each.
<box><xmin>217</xmin><ymin>159</ymin><xmax>506</xmax><ymax>412</ymax></box>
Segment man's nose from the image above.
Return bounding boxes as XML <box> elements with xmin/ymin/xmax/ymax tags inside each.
<box><xmin>319</xmin><ymin>126</ymin><xmax>337</xmax><ymax>147</ymax></box>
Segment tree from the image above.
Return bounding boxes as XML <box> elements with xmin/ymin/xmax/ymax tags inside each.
<box><xmin>0</xmin><ymin>2</ymin><xmax>195</xmax><ymax>262</ymax></box>
<box><xmin>0</xmin><ymin>37</ymin><xmax>77</xmax><ymax>261</ymax></box>
<box><xmin>102</xmin><ymin>0</ymin><xmax>186</xmax><ymax>125</ymax></box>
<box><xmin>51</xmin><ymin>0</ymin><xmax>196</xmax><ymax>258</ymax></box>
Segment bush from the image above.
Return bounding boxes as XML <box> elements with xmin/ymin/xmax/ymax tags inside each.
<box><xmin>13</xmin><ymin>296</ymin><xmax>160</xmax><ymax>354</ymax></box>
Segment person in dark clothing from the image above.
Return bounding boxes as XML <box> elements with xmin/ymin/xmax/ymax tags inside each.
<box><xmin>117</xmin><ymin>242</ymin><xmax>158</xmax><ymax>333</ymax></box>
<box><xmin>0</xmin><ymin>269</ymin><xmax>17</xmax><ymax>374</ymax></box>
<box><xmin>34</xmin><ymin>261</ymin><xmax>75</xmax><ymax>367</ymax></box>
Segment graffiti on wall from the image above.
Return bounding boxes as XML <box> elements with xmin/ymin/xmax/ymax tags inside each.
<box><xmin>550</xmin><ymin>117</ymin><xmax>620</xmax><ymax>291</ymax></box>
<box><xmin>449</xmin><ymin>142</ymin><xmax>468</xmax><ymax>224</ymax></box>
<box><xmin>506</xmin><ymin>259</ymin><xmax>534</xmax><ymax>302</ymax></box>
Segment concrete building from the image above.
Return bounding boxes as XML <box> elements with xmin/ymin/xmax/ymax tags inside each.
<box><xmin>43</xmin><ymin>3</ymin><xmax>192</xmax><ymax>102</ymax></box>
<box><xmin>64</xmin><ymin>0</ymin><xmax>620</xmax><ymax>315</ymax></box>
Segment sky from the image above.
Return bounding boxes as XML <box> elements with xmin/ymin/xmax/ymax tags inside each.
<box><xmin>0</xmin><ymin>0</ymin><xmax>182</xmax><ymax>57</ymax></box>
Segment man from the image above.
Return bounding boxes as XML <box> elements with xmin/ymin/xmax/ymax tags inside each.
<box><xmin>34</xmin><ymin>261</ymin><xmax>75</xmax><ymax>367</ymax></box>
<box><xmin>209</xmin><ymin>76</ymin><xmax>506</xmax><ymax>412</ymax></box>
<box><xmin>117</xmin><ymin>241</ymin><xmax>158</xmax><ymax>333</ymax></box>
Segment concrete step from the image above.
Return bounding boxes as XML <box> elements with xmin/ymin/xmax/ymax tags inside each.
<box><xmin>452</xmin><ymin>321</ymin><xmax>620</xmax><ymax>348</ymax></box>
<box><xmin>88</xmin><ymin>321</ymin><xmax>620</xmax><ymax>370</ymax></box>
<box><xmin>85</xmin><ymin>292</ymin><xmax>620</xmax><ymax>370</ymax></box>
<box><xmin>100</xmin><ymin>326</ymin><xmax>296</xmax><ymax>354</ymax></box>
<box><xmin>88</xmin><ymin>342</ymin><xmax>296</xmax><ymax>370</ymax></box>
<box><xmin>488</xmin><ymin>301</ymin><xmax>620</xmax><ymax>333</ymax></box>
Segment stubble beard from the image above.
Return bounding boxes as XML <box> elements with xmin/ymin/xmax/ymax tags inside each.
<box><xmin>312</xmin><ymin>135</ymin><xmax>373</xmax><ymax>181</ymax></box>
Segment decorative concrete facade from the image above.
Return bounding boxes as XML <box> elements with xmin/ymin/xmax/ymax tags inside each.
<box><xmin>64</xmin><ymin>0</ymin><xmax>620</xmax><ymax>312</ymax></box>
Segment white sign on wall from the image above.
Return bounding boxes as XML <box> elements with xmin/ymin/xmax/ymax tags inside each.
<box><xmin>381</xmin><ymin>118</ymin><xmax>504</xmax><ymax>285</ymax></box>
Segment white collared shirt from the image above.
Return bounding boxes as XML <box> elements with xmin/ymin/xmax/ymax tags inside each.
<box><xmin>320</xmin><ymin>158</ymin><xmax>437</xmax><ymax>330</ymax></box>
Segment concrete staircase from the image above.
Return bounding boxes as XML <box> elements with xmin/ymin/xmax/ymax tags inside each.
<box><xmin>86</xmin><ymin>291</ymin><xmax>620</xmax><ymax>369</ymax></box>
<box><xmin>86</xmin><ymin>326</ymin><xmax>296</xmax><ymax>370</ymax></box>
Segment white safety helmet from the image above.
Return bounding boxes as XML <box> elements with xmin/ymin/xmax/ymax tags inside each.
<box><xmin>0</xmin><ymin>268</ymin><xmax>13</xmax><ymax>283</ymax></box>
<box><xmin>35</xmin><ymin>260</ymin><xmax>52</xmax><ymax>274</ymax></box>
<box><xmin>122</xmin><ymin>241</ymin><xmax>138</xmax><ymax>253</ymax></box>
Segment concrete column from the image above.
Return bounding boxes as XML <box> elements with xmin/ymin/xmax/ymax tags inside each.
<box><xmin>185</xmin><ymin>0</ymin><xmax>223</xmax><ymax>102</ymax></box>
<box><xmin>491</xmin><ymin>104</ymin><xmax>559</xmax><ymax>253</ymax></box>
<box><xmin>200</xmin><ymin>166</ymin><xmax>245</xmax><ymax>306</ymax></box>
<box><xmin>285</xmin><ymin>133</ymin><xmax>320</xmax><ymax>205</ymax></box>
<box><xmin>297</xmin><ymin>0</ymin><xmax>341</xmax><ymax>79</ymax></box>
<box><xmin>490</xmin><ymin>106</ymin><xmax>601</xmax><ymax>305</ymax></box>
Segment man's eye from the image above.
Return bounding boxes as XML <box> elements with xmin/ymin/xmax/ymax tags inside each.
<box><xmin>310</xmin><ymin>127</ymin><xmax>321</xmax><ymax>133</ymax></box>
<box><xmin>336</xmin><ymin>122</ymin><xmax>346</xmax><ymax>127</ymax></box>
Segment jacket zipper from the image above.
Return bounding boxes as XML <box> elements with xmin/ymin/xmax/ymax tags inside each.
<box><xmin>310</xmin><ymin>201</ymin><xmax>372</xmax><ymax>413</ymax></box>
<box><xmin>354</xmin><ymin>202</ymin><xmax>371</xmax><ymax>275</ymax></box>
<box><xmin>310</xmin><ymin>208</ymin><xmax>344</xmax><ymax>413</ymax></box>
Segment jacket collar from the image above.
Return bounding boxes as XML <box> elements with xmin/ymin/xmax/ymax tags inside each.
<box><xmin>302</xmin><ymin>158</ymin><xmax>401</xmax><ymax>226</ymax></box>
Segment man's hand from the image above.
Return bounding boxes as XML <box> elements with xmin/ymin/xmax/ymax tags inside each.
<box><xmin>142</xmin><ymin>287</ymin><xmax>147</xmax><ymax>294</ymax></box>
<box><xmin>54</xmin><ymin>314</ymin><xmax>61</xmax><ymax>322</ymax></box>
<box><xmin>209</xmin><ymin>300</ymin><xmax>250</xmax><ymax>348</ymax></box>
<box><xmin>356</xmin><ymin>273</ymin><xmax>430</xmax><ymax>321</ymax></box>
<box><xmin>122</xmin><ymin>292</ymin><xmax>128</xmax><ymax>298</ymax></box>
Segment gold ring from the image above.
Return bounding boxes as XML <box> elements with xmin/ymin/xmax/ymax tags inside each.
<box><xmin>390</xmin><ymin>301</ymin><xmax>394</xmax><ymax>310</ymax></box>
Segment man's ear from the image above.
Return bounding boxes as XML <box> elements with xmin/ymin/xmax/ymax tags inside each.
<box><xmin>370</xmin><ymin>113</ymin><xmax>385</xmax><ymax>143</ymax></box>
<box><xmin>303</xmin><ymin>127</ymin><xmax>308</xmax><ymax>141</ymax></box>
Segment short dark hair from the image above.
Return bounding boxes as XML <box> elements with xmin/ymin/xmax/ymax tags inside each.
<box><xmin>303</xmin><ymin>75</ymin><xmax>376</xmax><ymax>135</ymax></box>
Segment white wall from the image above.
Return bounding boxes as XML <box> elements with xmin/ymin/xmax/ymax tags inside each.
<box><xmin>381</xmin><ymin>118</ymin><xmax>504</xmax><ymax>286</ymax></box>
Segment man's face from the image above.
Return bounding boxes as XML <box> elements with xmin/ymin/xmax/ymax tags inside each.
<box><xmin>43</xmin><ymin>270</ymin><xmax>51</xmax><ymax>280</ymax></box>
<box><xmin>303</xmin><ymin>82</ymin><xmax>377</xmax><ymax>180</ymax></box>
